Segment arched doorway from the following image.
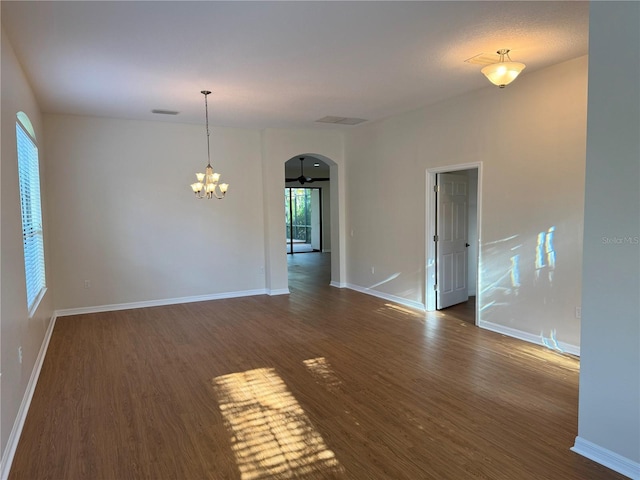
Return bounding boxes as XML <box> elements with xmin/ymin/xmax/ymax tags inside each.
<box><xmin>282</xmin><ymin>153</ymin><xmax>339</xmax><ymax>290</ymax></box>
<box><xmin>284</xmin><ymin>155</ymin><xmax>331</xmax><ymax>255</ymax></box>
<box><xmin>261</xmin><ymin>133</ymin><xmax>345</xmax><ymax>296</ymax></box>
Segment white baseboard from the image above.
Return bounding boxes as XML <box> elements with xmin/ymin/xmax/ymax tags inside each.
<box><xmin>55</xmin><ymin>289</ymin><xmax>269</xmax><ymax>317</ymax></box>
<box><xmin>267</xmin><ymin>288</ymin><xmax>290</xmax><ymax>296</ymax></box>
<box><xmin>572</xmin><ymin>436</ymin><xmax>640</xmax><ymax>479</ymax></box>
<box><xmin>478</xmin><ymin>320</ymin><xmax>580</xmax><ymax>356</ymax></box>
<box><xmin>0</xmin><ymin>314</ymin><xmax>57</xmax><ymax>480</ymax></box>
<box><xmin>345</xmin><ymin>283</ymin><xmax>426</xmax><ymax>312</ymax></box>
<box><xmin>330</xmin><ymin>281</ymin><xmax>346</xmax><ymax>288</ymax></box>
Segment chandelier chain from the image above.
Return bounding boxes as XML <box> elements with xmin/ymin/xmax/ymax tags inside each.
<box><xmin>204</xmin><ymin>91</ymin><xmax>211</xmax><ymax>167</ymax></box>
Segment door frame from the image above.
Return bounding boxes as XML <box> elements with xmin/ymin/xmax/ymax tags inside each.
<box><xmin>425</xmin><ymin>162</ymin><xmax>483</xmax><ymax>323</ymax></box>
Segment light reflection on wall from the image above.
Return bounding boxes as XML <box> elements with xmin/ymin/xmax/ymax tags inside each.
<box><xmin>510</xmin><ymin>254</ymin><xmax>521</xmax><ymax>296</ymax></box>
<box><xmin>545</xmin><ymin>226</ymin><xmax>556</xmax><ymax>286</ymax></box>
<box><xmin>481</xmin><ymin>226</ymin><xmax>563</xmax><ymax>351</ymax></box>
<box><xmin>541</xmin><ymin>328</ymin><xmax>564</xmax><ymax>353</ymax></box>
<box><xmin>482</xmin><ymin>227</ymin><xmax>558</xmax><ymax>302</ymax></box>
<box><xmin>368</xmin><ymin>272</ymin><xmax>401</xmax><ymax>289</ymax></box>
<box><xmin>213</xmin><ymin>368</ymin><xmax>343</xmax><ymax>479</ymax></box>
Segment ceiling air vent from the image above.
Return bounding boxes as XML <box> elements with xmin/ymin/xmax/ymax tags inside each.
<box><xmin>316</xmin><ymin>116</ymin><xmax>367</xmax><ymax>125</ymax></box>
<box><xmin>151</xmin><ymin>109</ymin><xmax>179</xmax><ymax>115</ymax></box>
<box><xmin>464</xmin><ymin>53</ymin><xmax>501</xmax><ymax>66</ymax></box>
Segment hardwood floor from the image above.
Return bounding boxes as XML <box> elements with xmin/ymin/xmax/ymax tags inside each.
<box><xmin>10</xmin><ymin>253</ymin><xmax>622</xmax><ymax>479</ymax></box>
<box><xmin>438</xmin><ymin>296</ymin><xmax>476</xmax><ymax>325</ymax></box>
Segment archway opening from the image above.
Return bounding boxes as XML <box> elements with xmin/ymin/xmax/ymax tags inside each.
<box><xmin>283</xmin><ymin>154</ymin><xmax>336</xmax><ymax>288</ymax></box>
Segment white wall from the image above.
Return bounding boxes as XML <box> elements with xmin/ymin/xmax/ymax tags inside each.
<box><xmin>465</xmin><ymin>169</ymin><xmax>478</xmax><ymax>296</ymax></box>
<box><xmin>574</xmin><ymin>2</ymin><xmax>640</xmax><ymax>475</ymax></box>
<box><xmin>319</xmin><ymin>181</ymin><xmax>332</xmax><ymax>252</ymax></box>
<box><xmin>306</xmin><ymin>181</ymin><xmax>332</xmax><ymax>252</ymax></box>
<box><xmin>44</xmin><ymin>114</ymin><xmax>266</xmax><ymax>310</ymax></box>
<box><xmin>345</xmin><ymin>56</ymin><xmax>588</xmax><ymax>350</ymax></box>
<box><xmin>261</xmin><ymin>128</ymin><xmax>345</xmax><ymax>292</ymax></box>
<box><xmin>44</xmin><ymin>119</ymin><xmax>345</xmax><ymax>307</ymax></box>
<box><xmin>1</xmin><ymin>27</ymin><xmax>55</xmax><ymax>470</ymax></box>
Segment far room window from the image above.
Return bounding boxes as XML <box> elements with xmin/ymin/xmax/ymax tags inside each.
<box><xmin>16</xmin><ymin>112</ymin><xmax>46</xmax><ymax>315</ymax></box>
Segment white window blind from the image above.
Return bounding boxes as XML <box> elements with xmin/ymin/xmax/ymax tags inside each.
<box><xmin>16</xmin><ymin>121</ymin><xmax>46</xmax><ymax>313</ymax></box>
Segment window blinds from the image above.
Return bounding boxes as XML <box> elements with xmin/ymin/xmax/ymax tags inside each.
<box><xmin>16</xmin><ymin>122</ymin><xmax>46</xmax><ymax>312</ymax></box>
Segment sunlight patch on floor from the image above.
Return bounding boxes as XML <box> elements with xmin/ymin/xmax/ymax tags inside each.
<box><xmin>383</xmin><ymin>303</ymin><xmax>425</xmax><ymax>318</ymax></box>
<box><xmin>213</xmin><ymin>367</ymin><xmax>343</xmax><ymax>479</ymax></box>
<box><xmin>303</xmin><ymin>357</ymin><xmax>342</xmax><ymax>391</ymax></box>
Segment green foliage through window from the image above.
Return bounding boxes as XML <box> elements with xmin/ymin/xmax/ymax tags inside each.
<box><xmin>285</xmin><ymin>188</ymin><xmax>313</xmax><ymax>242</ymax></box>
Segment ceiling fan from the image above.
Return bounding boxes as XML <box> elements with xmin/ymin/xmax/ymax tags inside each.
<box><xmin>285</xmin><ymin>157</ymin><xmax>329</xmax><ymax>185</ymax></box>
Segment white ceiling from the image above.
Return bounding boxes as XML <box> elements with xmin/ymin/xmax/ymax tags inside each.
<box><xmin>2</xmin><ymin>1</ymin><xmax>589</xmax><ymax>130</ymax></box>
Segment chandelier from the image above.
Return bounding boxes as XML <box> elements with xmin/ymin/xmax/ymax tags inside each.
<box><xmin>190</xmin><ymin>90</ymin><xmax>229</xmax><ymax>199</ymax></box>
<box><xmin>481</xmin><ymin>49</ymin><xmax>526</xmax><ymax>88</ymax></box>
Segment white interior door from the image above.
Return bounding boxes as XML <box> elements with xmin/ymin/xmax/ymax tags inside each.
<box><xmin>436</xmin><ymin>173</ymin><xmax>469</xmax><ymax>309</ymax></box>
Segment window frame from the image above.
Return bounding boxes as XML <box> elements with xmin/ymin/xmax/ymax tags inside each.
<box><xmin>16</xmin><ymin>114</ymin><xmax>47</xmax><ymax>317</ymax></box>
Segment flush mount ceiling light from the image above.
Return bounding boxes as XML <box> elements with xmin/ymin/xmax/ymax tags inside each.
<box><xmin>481</xmin><ymin>49</ymin><xmax>526</xmax><ymax>88</ymax></box>
<box><xmin>190</xmin><ymin>90</ymin><xmax>229</xmax><ymax>199</ymax></box>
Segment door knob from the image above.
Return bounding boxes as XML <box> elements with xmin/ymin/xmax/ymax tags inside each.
<box><xmin>465</xmin><ymin>243</ymin><xmax>470</xmax><ymax>247</ymax></box>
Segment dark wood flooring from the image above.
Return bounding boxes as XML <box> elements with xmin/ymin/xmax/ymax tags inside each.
<box><xmin>9</xmin><ymin>253</ymin><xmax>623</xmax><ymax>479</ymax></box>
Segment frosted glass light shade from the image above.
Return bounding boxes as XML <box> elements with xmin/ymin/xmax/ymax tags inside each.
<box><xmin>481</xmin><ymin>61</ymin><xmax>526</xmax><ymax>88</ymax></box>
